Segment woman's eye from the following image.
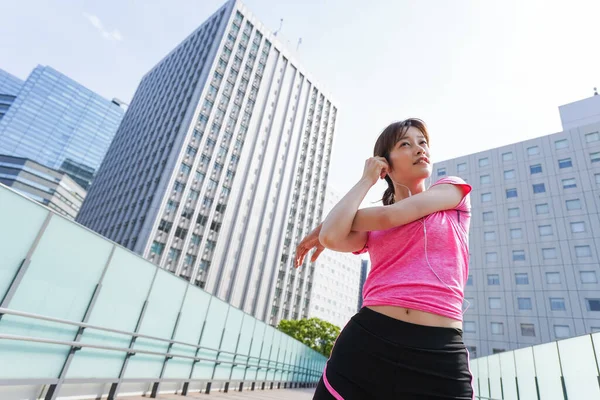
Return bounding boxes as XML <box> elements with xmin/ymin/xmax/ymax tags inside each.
<box><xmin>420</xmin><ymin>141</ymin><xmax>428</xmax><ymax>146</ymax></box>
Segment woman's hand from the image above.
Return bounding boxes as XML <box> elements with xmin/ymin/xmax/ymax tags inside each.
<box><xmin>362</xmin><ymin>156</ymin><xmax>389</xmax><ymax>186</ymax></box>
<box><xmin>295</xmin><ymin>223</ymin><xmax>325</xmax><ymax>268</ymax></box>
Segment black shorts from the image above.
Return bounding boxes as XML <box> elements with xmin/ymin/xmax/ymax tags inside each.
<box><xmin>314</xmin><ymin>307</ymin><xmax>474</xmax><ymax>400</ymax></box>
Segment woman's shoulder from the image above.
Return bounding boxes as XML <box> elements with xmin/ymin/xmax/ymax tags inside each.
<box><xmin>431</xmin><ymin>175</ymin><xmax>470</xmax><ymax>187</ymax></box>
<box><xmin>430</xmin><ymin>175</ymin><xmax>472</xmax><ymax>212</ymax></box>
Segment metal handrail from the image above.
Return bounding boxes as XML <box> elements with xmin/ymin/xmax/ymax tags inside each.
<box><xmin>0</xmin><ymin>332</ymin><xmax>316</xmax><ymax>376</ymax></box>
<box><xmin>0</xmin><ymin>307</ymin><xmax>319</xmax><ymax>374</ymax></box>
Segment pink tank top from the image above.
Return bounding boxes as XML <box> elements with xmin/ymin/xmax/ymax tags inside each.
<box><xmin>354</xmin><ymin>176</ymin><xmax>472</xmax><ymax>321</ymax></box>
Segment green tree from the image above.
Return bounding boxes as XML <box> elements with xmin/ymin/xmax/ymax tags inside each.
<box><xmin>277</xmin><ymin>317</ymin><xmax>340</xmax><ymax>357</ymax></box>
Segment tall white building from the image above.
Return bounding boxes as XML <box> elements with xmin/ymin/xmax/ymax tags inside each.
<box><xmin>433</xmin><ymin>96</ymin><xmax>600</xmax><ymax>358</ymax></box>
<box><xmin>77</xmin><ymin>0</ymin><xmax>338</xmax><ymax>325</ymax></box>
<box><xmin>306</xmin><ymin>187</ymin><xmax>362</xmax><ymax>328</ymax></box>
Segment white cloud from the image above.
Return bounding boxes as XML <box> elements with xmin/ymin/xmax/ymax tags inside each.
<box><xmin>83</xmin><ymin>12</ymin><xmax>123</xmax><ymax>41</ymax></box>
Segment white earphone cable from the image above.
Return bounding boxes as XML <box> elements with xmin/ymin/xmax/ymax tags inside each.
<box><xmin>392</xmin><ymin>180</ymin><xmax>470</xmax><ymax>315</ymax></box>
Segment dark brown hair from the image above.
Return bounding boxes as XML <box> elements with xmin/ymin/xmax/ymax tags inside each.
<box><xmin>373</xmin><ymin>118</ymin><xmax>429</xmax><ymax>206</ymax></box>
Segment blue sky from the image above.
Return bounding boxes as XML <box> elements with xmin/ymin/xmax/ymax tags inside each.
<box><xmin>1</xmin><ymin>0</ymin><xmax>599</xmax><ymax>204</ymax></box>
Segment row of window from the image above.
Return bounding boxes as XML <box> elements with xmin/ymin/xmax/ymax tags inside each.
<box><xmin>474</xmin><ymin>245</ymin><xmax>593</xmax><ymax>265</ymax></box>
<box><xmin>480</xmin><ymin>177</ymin><xmax>585</xmax><ymax>203</ymax></box>
<box><xmin>437</xmin><ymin>132</ymin><xmax>600</xmax><ymax>176</ymax></box>
<box><xmin>471</xmin><ymin>270</ymin><xmax>598</xmax><ymax>287</ymax></box>
<box><xmin>471</xmin><ymin>296</ymin><xmax>599</xmax><ymax>312</ymax></box>
<box><xmin>482</xmin><ymin>220</ymin><xmax>590</xmax><ymax>242</ymax></box>
<box><xmin>481</xmin><ymin>197</ymin><xmax>590</xmax><ymax>221</ymax></box>
<box><xmin>464</xmin><ymin>321</ymin><xmax>574</xmax><ymax>339</ymax></box>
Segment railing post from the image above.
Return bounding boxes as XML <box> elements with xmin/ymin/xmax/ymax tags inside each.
<box><xmin>151</xmin><ymin>285</ymin><xmax>189</xmax><ymax>398</ymax></box>
<box><xmin>186</xmin><ymin>296</ymin><xmax>213</xmax><ymax>392</ymax></box>
<box><xmin>108</xmin><ymin>267</ymin><xmax>158</xmax><ymax>400</ymax></box>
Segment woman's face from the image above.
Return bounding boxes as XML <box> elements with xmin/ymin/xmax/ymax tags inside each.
<box><xmin>387</xmin><ymin>126</ymin><xmax>432</xmax><ymax>182</ymax></box>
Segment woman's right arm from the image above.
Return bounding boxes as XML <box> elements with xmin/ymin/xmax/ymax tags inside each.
<box><xmin>319</xmin><ymin>157</ymin><xmax>387</xmax><ymax>252</ymax></box>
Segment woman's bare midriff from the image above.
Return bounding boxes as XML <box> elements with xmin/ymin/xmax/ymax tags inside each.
<box><xmin>367</xmin><ymin>305</ymin><xmax>462</xmax><ymax>329</ymax></box>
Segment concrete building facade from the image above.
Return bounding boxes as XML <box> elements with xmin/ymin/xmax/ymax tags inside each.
<box><xmin>433</xmin><ymin>98</ymin><xmax>600</xmax><ymax>357</ymax></box>
<box><xmin>77</xmin><ymin>0</ymin><xmax>337</xmax><ymax>325</ymax></box>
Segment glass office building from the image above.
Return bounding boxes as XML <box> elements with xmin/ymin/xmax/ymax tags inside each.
<box><xmin>0</xmin><ymin>65</ymin><xmax>125</xmax><ymax>189</ymax></box>
<box><xmin>0</xmin><ymin>69</ymin><xmax>23</xmax><ymax>120</ymax></box>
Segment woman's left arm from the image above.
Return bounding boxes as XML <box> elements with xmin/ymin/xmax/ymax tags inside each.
<box><xmin>350</xmin><ymin>184</ymin><xmax>465</xmax><ymax>232</ymax></box>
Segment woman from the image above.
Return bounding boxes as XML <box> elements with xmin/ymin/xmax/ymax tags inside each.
<box><xmin>295</xmin><ymin>119</ymin><xmax>473</xmax><ymax>399</ymax></box>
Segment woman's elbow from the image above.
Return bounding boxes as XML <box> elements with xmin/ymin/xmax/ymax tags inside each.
<box><xmin>319</xmin><ymin>231</ymin><xmax>334</xmax><ymax>249</ymax></box>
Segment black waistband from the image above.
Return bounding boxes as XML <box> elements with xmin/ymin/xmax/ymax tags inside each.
<box><xmin>351</xmin><ymin>307</ymin><xmax>464</xmax><ymax>349</ymax></box>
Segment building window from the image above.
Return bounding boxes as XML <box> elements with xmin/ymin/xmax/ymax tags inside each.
<box><xmin>467</xmin><ymin>346</ymin><xmax>477</xmax><ymax>358</ymax></box>
<box><xmin>489</xmin><ymin>297</ymin><xmax>502</xmax><ymax>309</ymax></box>
<box><xmin>554</xmin><ymin>139</ymin><xmax>568</xmax><ymax>149</ymax></box>
<box><xmin>550</xmin><ymin>297</ymin><xmax>566</xmax><ymax>311</ymax></box>
<box><xmin>502</xmin><ymin>152</ymin><xmax>513</xmax><ymax>161</ymax></box>
<box><xmin>546</xmin><ymin>272</ymin><xmax>561</xmax><ymax>284</ymax></box>
<box><xmin>585</xmin><ymin>132</ymin><xmax>600</xmax><ymax>142</ymax></box>
<box><xmin>493</xmin><ymin>349</ymin><xmax>506</xmax><ymax>354</ymax></box>
<box><xmin>521</xmin><ymin>323</ymin><xmax>536</xmax><ymax>336</ymax></box>
<box><xmin>554</xmin><ymin>325</ymin><xmax>570</xmax><ymax>338</ymax></box>
<box><xmin>483</xmin><ymin>211</ymin><xmax>494</xmax><ymax>222</ymax></box>
<box><xmin>173</xmin><ymin>181</ymin><xmax>186</xmax><ymax>193</ymax></box>
<box><xmin>166</xmin><ymin>200</ymin><xmax>179</xmax><ymax>212</ymax></box>
<box><xmin>533</xmin><ymin>183</ymin><xmax>546</xmax><ymax>194</ymax></box>
<box><xmin>591</xmin><ymin>152</ymin><xmax>600</xmax><ymax>163</ymax></box>
<box><xmin>515</xmin><ymin>273</ymin><xmax>529</xmax><ymax>285</ymax></box>
<box><xmin>437</xmin><ymin>167</ymin><xmax>446</xmax><ymax>177</ymax></box>
<box><xmin>150</xmin><ymin>241</ymin><xmax>165</xmax><ymax>255</ymax></box>
<box><xmin>513</xmin><ymin>250</ymin><xmax>525</xmax><ymax>261</ymax></box>
<box><xmin>190</xmin><ymin>234</ymin><xmax>202</xmax><ymax>246</ymax></box>
<box><xmin>517</xmin><ymin>297</ymin><xmax>532</xmax><ymax>310</ymax></box>
<box><xmin>530</xmin><ymin>164</ymin><xmax>542</xmax><ymax>174</ymax></box>
<box><xmin>479</xmin><ymin>158</ymin><xmax>490</xmax><ymax>167</ymax></box>
<box><xmin>558</xmin><ymin>158</ymin><xmax>572</xmax><ymax>169</ymax></box>
<box><xmin>566</xmin><ymin>199</ymin><xmax>581</xmax><ymax>210</ymax></box>
<box><xmin>464</xmin><ymin>321</ymin><xmax>476</xmax><ymax>333</ymax></box>
<box><xmin>586</xmin><ymin>299</ymin><xmax>600</xmax><ymax>311</ymax></box>
<box><xmin>570</xmin><ymin>221</ymin><xmax>586</xmax><ymax>233</ymax></box>
<box><xmin>510</xmin><ymin>228</ymin><xmax>523</xmax><ymax>239</ymax></box>
<box><xmin>481</xmin><ymin>192</ymin><xmax>492</xmax><ymax>202</ymax></box>
<box><xmin>487</xmin><ymin>274</ymin><xmax>500</xmax><ymax>285</ymax></box>
<box><xmin>596</xmin><ymin>174</ymin><xmax>600</xmax><ymax>185</ymax></box>
<box><xmin>486</xmin><ymin>252</ymin><xmax>498</xmax><ymax>263</ymax></box>
<box><xmin>527</xmin><ymin>146</ymin><xmax>540</xmax><ymax>156</ymax></box>
<box><xmin>580</xmin><ymin>271</ymin><xmax>597</xmax><ymax>284</ymax></box>
<box><xmin>480</xmin><ymin>175</ymin><xmax>491</xmax><ymax>184</ymax></box>
<box><xmin>491</xmin><ymin>322</ymin><xmax>504</xmax><ymax>335</ymax></box>
<box><xmin>506</xmin><ymin>188</ymin><xmax>518</xmax><ymax>198</ymax></box>
<box><xmin>536</xmin><ymin>203</ymin><xmax>550</xmax><ymax>215</ymax></box>
<box><xmin>484</xmin><ymin>231</ymin><xmax>496</xmax><ymax>241</ymax></box>
<box><xmin>575</xmin><ymin>245</ymin><xmax>592</xmax><ymax>258</ymax></box>
<box><xmin>539</xmin><ymin>224</ymin><xmax>553</xmax><ymax>236</ymax></box>
<box><xmin>457</xmin><ymin>163</ymin><xmax>467</xmax><ymax>172</ymax></box>
<box><xmin>504</xmin><ymin>169</ymin><xmax>515</xmax><ymax>180</ymax></box>
<box><xmin>466</xmin><ymin>275</ymin><xmax>473</xmax><ymax>286</ymax></box>
<box><xmin>508</xmin><ymin>207</ymin><xmax>520</xmax><ymax>218</ymax></box>
<box><xmin>542</xmin><ymin>248</ymin><xmax>557</xmax><ymax>259</ymax></box>
<box><xmin>562</xmin><ymin>178</ymin><xmax>577</xmax><ymax>189</ymax></box>
<box><xmin>167</xmin><ymin>248</ymin><xmax>181</xmax><ymax>263</ymax></box>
